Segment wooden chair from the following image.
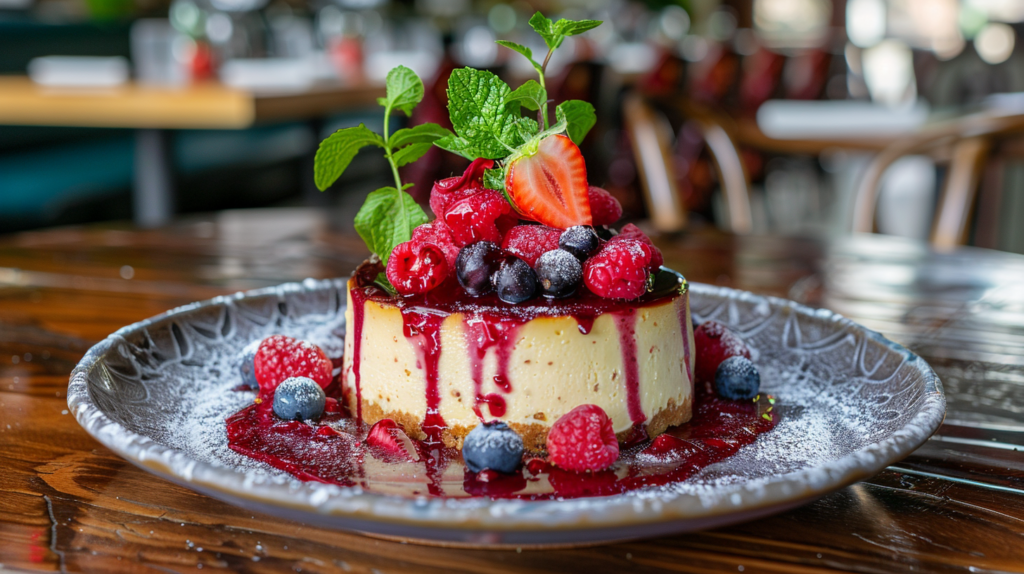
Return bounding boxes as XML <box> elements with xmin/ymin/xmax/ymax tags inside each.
<box><xmin>622</xmin><ymin>92</ymin><xmax>754</xmax><ymax>234</ymax></box>
<box><xmin>852</xmin><ymin>109</ymin><xmax>1024</xmax><ymax>250</ymax></box>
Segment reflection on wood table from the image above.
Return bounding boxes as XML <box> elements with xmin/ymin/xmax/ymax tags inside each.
<box><xmin>1</xmin><ymin>209</ymin><xmax>1023</xmax><ymax>573</ymax></box>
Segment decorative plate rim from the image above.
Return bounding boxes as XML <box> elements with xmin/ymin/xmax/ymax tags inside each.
<box><xmin>67</xmin><ymin>280</ymin><xmax>946</xmax><ymax>533</ymax></box>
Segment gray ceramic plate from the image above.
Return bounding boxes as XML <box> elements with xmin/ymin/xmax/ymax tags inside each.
<box><xmin>67</xmin><ymin>279</ymin><xmax>945</xmax><ymax>547</ymax></box>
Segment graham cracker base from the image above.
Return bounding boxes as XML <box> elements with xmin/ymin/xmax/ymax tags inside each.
<box><xmin>356</xmin><ymin>395</ymin><xmax>693</xmax><ymax>452</ymax></box>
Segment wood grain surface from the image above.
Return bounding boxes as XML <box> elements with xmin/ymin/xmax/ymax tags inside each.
<box><xmin>2</xmin><ymin>209</ymin><xmax>1023</xmax><ymax>573</ymax></box>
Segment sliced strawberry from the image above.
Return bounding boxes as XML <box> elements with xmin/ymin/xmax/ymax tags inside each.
<box><xmin>365</xmin><ymin>419</ymin><xmax>419</xmax><ymax>462</ymax></box>
<box><xmin>506</xmin><ymin>135</ymin><xmax>592</xmax><ymax>230</ymax></box>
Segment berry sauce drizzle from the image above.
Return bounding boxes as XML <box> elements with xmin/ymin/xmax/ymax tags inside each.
<box><xmin>612</xmin><ymin>310</ymin><xmax>646</xmax><ymax>426</ymax></box>
<box><xmin>464</xmin><ymin>315</ymin><xmax>519</xmax><ymax>419</ymax></box>
<box><xmin>226</xmin><ymin>381</ymin><xmax>777</xmax><ymax>499</ymax></box>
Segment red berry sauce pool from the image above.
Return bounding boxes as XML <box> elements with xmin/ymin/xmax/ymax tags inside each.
<box><xmin>226</xmin><ymin>380</ymin><xmax>777</xmax><ymax>499</ymax></box>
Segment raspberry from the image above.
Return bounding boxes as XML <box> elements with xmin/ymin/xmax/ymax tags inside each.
<box><xmin>611</xmin><ymin>223</ymin><xmax>663</xmax><ymax>271</ymax></box>
<box><xmin>411</xmin><ymin>220</ymin><xmax>459</xmax><ymax>270</ymax></box>
<box><xmin>588</xmin><ymin>186</ymin><xmax>623</xmax><ymax>226</ymax></box>
<box><xmin>694</xmin><ymin>321</ymin><xmax>751</xmax><ymax>385</ymax></box>
<box><xmin>546</xmin><ymin>404</ymin><xmax>619</xmax><ymax>472</ymax></box>
<box><xmin>365</xmin><ymin>419</ymin><xmax>418</xmax><ymax>461</ymax></box>
<box><xmin>443</xmin><ymin>189</ymin><xmax>512</xmax><ymax>247</ymax></box>
<box><xmin>386</xmin><ymin>240</ymin><xmax>449</xmax><ymax>295</ymax></box>
<box><xmin>583</xmin><ymin>239</ymin><xmax>652</xmax><ymax>300</ymax></box>
<box><xmin>254</xmin><ymin>335</ymin><xmax>333</xmax><ymax>398</ymax></box>
<box><xmin>429</xmin><ymin>157</ymin><xmax>493</xmax><ymax>218</ymax></box>
<box><xmin>501</xmin><ymin>225</ymin><xmax>561</xmax><ymax>266</ymax></box>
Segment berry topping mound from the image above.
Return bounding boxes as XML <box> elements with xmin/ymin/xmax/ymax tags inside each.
<box><xmin>254</xmin><ymin>335</ymin><xmax>333</xmax><ymax>397</ymax></box>
<box><xmin>547</xmin><ymin>404</ymin><xmax>620</xmax><ymax>472</ymax></box>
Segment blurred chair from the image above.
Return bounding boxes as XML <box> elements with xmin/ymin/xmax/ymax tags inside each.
<box><xmin>851</xmin><ymin>109</ymin><xmax>1024</xmax><ymax>250</ymax></box>
<box><xmin>622</xmin><ymin>92</ymin><xmax>753</xmax><ymax>234</ymax></box>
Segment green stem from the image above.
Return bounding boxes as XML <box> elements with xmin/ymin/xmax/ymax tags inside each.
<box><xmin>538</xmin><ymin>47</ymin><xmax>555</xmax><ymax>129</ymax></box>
<box><xmin>382</xmin><ymin>104</ymin><xmax>408</xmax><ymax>227</ymax></box>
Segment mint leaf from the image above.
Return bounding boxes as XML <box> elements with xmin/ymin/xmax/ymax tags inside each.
<box><xmin>446</xmin><ymin>68</ymin><xmax>524</xmax><ymax>159</ymax></box>
<box><xmin>381</xmin><ymin>65</ymin><xmax>423</xmax><ymax>117</ymax></box>
<box><xmin>390</xmin><ymin>123</ymin><xmax>452</xmax><ymax>148</ymax></box>
<box><xmin>556</xmin><ymin>19</ymin><xmax>602</xmax><ymax>37</ymax></box>
<box><xmin>528</xmin><ymin>12</ymin><xmax>602</xmax><ymax>51</ymax></box>
<box><xmin>514</xmin><ymin>116</ymin><xmax>540</xmax><ymax>141</ymax></box>
<box><xmin>484</xmin><ymin>166</ymin><xmax>505</xmax><ymax>192</ymax></box>
<box><xmin>496</xmin><ymin>40</ymin><xmax>543</xmax><ymax>75</ymax></box>
<box><xmin>528</xmin><ymin>12</ymin><xmax>560</xmax><ymax>50</ymax></box>
<box><xmin>354</xmin><ymin>186</ymin><xmax>429</xmax><ymax>263</ymax></box>
<box><xmin>392</xmin><ymin>142</ymin><xmax>433</xmax><ymax>166</ymax></box>
<box><xmin>505</xmin><ymin>80</ymin><xmax>547</xmax><ymax>111</ymax></box>
<box><xmin>314</xmin><ymin>124</ymin><xmax>385</xmax><ymax>191</ymax></box>
<box><xmin>556</xmin><ymin>100</ymin><xmax>596</xmax><ymax>144</ymax></box>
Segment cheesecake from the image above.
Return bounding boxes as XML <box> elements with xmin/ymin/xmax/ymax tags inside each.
<box><xmin>342</xmin><ymin>270</ymin><xmax>695</xmax><ymax>451</ymax></box>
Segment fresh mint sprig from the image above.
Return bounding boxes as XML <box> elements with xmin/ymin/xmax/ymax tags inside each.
<box><xmin>314</xmin><ymin>66</ymin><xmax>452</xmax><ymax>273</ymax></box>
<box><xmin>494</xmin><ymin>12</ymin><xmax>600</xmax><ymax>132</ymax></box>
<box><xmin>458</xmin><ymin>12</ymin><xmax>600</xmax><ymax>192</ymax></box>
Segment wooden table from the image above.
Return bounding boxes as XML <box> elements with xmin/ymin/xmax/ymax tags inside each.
<box><xmin>2</xmin><ymin>210</ymin><xmax>1023</xmax><ymax>573</ymax></box>
<box><xmin>0</xmin><ymin>76</ymin><xmax>384</xmax><ymax>227</ymax></box>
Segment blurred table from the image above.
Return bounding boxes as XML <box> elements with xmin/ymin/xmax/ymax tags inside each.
<box><xmin>0</xmin><ymin>77</ymin><xmax>385</xmax><ymax>227</ymax></box>
<box><xmin>1</xmin><ymin>210</ymin><xmax>1023</xmax><ymax>572</ymax></box>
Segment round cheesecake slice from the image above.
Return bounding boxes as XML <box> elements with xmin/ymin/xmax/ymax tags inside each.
<box><xmin>342</xmin><ymin>270</ymin><xmax>695</xmax><ymax>451</ymax></box>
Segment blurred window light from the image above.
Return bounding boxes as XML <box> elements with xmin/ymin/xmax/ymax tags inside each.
<box><xmin>753</xmin><ymin>0</ymin><xmax>831</xmax><ymax>48</ymax></box>
<box><xmin>862</xmin><ymin>39</ymin><xmax>917</xmax><ymax>106</ymax></box>
<box><xmin>28</xmin><ymin>56</ymin><xmax>130</xmax><ymax>87</ymax></box>
<box><xmin>206</xmin><ymin>13</ymin><xmax>234</xmax><ymax>44</ymax></box>
<box><xmin>459</xmin><ymin>25</ymin><xmax>498</xmax><ymax>68</ymax></box>
<box><xmin>608</xmin><ymin>41</ymin><xmax>657</xmax><ymax>74</ymax></box>
<box><xmin>975</xmin><ymin>22</ymin><xmax>1015</xmax><ymax>64</ymax></box>
<box><xmin>680</xmin><ymin>35</ymin><xmax>709</xmax><ymax>62</ymax></box>
<box><xmin>488</xmin><ymin>4</ymin><xmax>517</xmax><ymax>35</ymax></box>
<box><xmin>888</xmin><ymin>0</ymin><xmax>963</xmax><ymax>59</ymax></box>
<box><xmin>170</xmin><ymin>0</ymin><xmax>204</xmax><ymax>35</ymax></box>
<box><xmin>966</xmin><ymin>0</ymin><xmax>1024</xmax><ymax>23</ymax></box>
<box><xmin>733</xmin><ymin>28</ymin><xmax>760</xmax><ymax>56</ymax></box>
<box><xmin>658</xmin><ymin>5</ymin><xmax>690</xmax><ymax>41</ymax></box>
<box><xmin>847</xmin><ymin>0</ymin><xmax>886</xmax><ymax>48</ymax></box>
<box><xmin>366</xmin><ymin>51</ymin><xmax>439</xmax><ymax>84</ymax></box>
<box><xmin>707</xmin><ymin>9</ymin><xmax>737</xmax><ymax>42</ymax></box>
<box><xmin>209</xmin><ymin>0</ymin><xmax>265</xmax><ymax>14</ymax></box>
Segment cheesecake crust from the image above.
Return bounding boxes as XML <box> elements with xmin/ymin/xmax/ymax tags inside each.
<box><xmin>357</xmin><ymin>394</ymin><xmax>693</xmax><ymax>452</ymax></box>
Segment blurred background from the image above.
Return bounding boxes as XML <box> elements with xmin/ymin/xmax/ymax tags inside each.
<box><xmin>2</xmin><ymin>0</ymin><xmax>1024</xmax><ymax>254</ymax></box>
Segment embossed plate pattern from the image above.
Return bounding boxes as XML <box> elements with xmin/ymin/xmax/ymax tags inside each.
<box><xmin>68</xmin><ymin>280</ymin><xmax>945</xmax><ymax>546</ymax></box>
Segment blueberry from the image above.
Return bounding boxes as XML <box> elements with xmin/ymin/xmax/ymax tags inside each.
<box><xmin>272</xmin><ymin>376</ymin><xmax>326</xmax><ymax>421</ymax></box>
<box><xmin>237</xmin><ymin>339</ymin><xmax>261</xmax><ymax>389</ymax></box>
<box><xmin>492</xmin><ymin>257</ymin><xmax>537</xmax><ymax>304</ymax></box>
<box><xmin>714</xmin><ymin>356</ymin><xmax>760</xmax><ymax>400</ymax></box>
<box><xmin>456</xmin><ymin>241</ymin><xmax>502</xmax><ymax>296</ymax></box>
<box><xmin>534</xmin><ymin>249</ymin><xmax>582</xmax><ymax>298</ymax></box>
<box><xmin>559</xmin><ymin>226</ymin><xmax>600</xmax><ymax>261</ymax></box>
<box><xmin>463</xmin><ymin>421</ymin><xmax>524</xmax><ymax>473</ymax></box>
